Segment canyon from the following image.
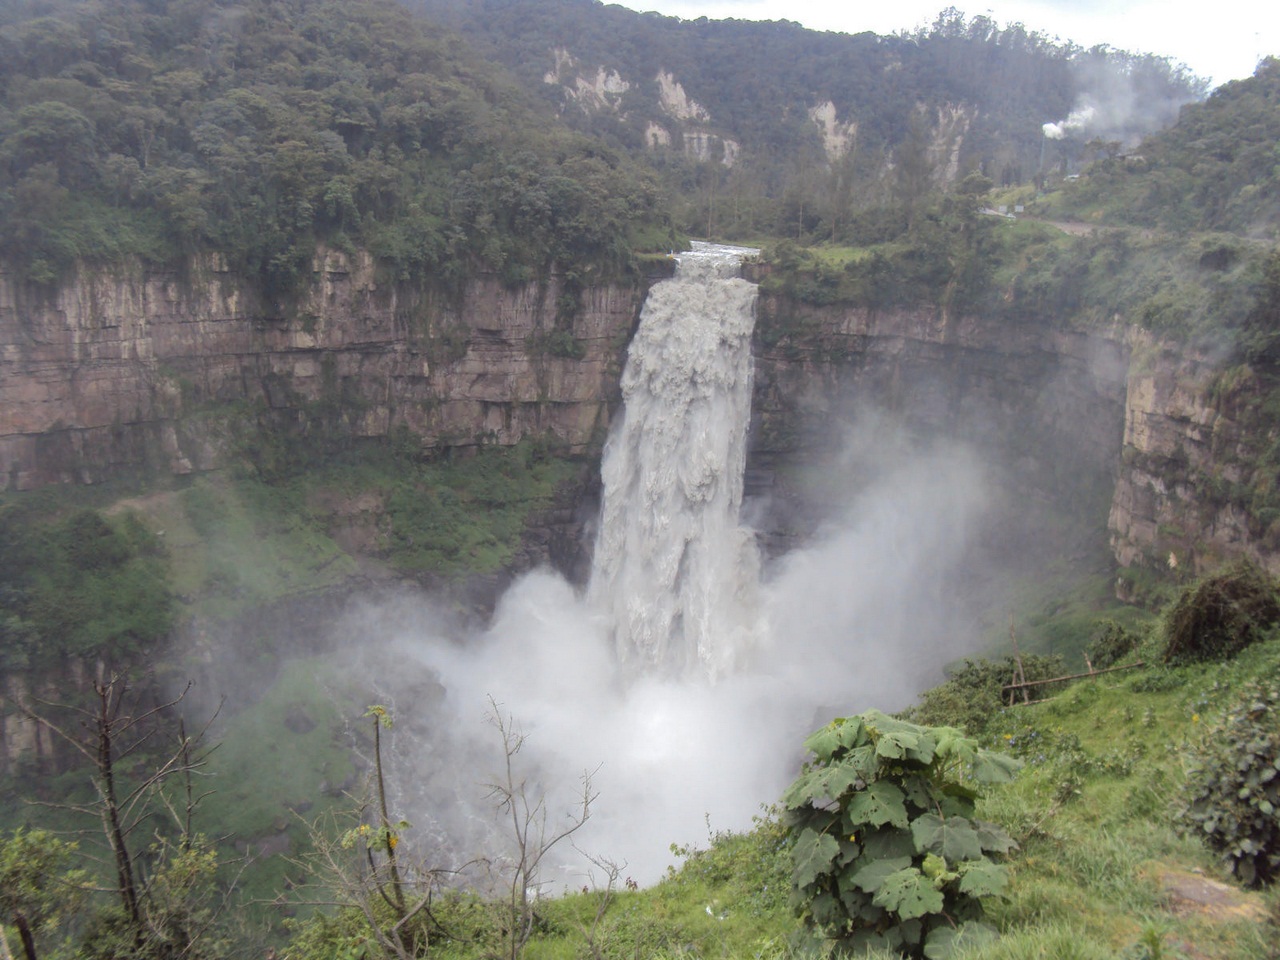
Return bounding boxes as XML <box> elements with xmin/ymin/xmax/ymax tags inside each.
<box><xmin>0</xmin><ymin>250</ymin><xmax>1264</xmax><ymax>592</ymax></box>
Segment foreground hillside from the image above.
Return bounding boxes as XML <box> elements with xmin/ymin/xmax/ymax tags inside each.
<box><xmin>7</xmin><ymin>568</ymin><xmax>1280</xmax><ymax>959</ymax></box>
<box><xmin>278</xmin><ymin>574</ymin><xmax>1280</xmax><ymax>959</ymax></box>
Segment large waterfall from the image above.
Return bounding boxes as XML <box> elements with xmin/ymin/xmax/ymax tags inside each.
<box><xmin>333</xmin><ymin>240</ymin><xmax>991</xmax><ymax>886</ymax></box>
<box><xmin>588</xmin><ymin>242</ymin><xmax>763</xmax><ymax>679</ymax></box>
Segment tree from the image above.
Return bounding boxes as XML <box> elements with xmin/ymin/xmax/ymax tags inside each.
<box><xmin>291</xmin><ymin>706</ymin><xmax>446</xmax><ymax>960</ymax></box>
<box><xmin>484</xmin><ymin>699</ymin><xmax>596</xmax><ymax>960</ymax></box>
<box><xmin>782</xmin><ymin>710</ymin><xmax>1019</xmax><ymax>959</ymax></box>
<box><xmin>0</xmin><ymin>829</ymin><xmax>86</xmax><ymax>960</ymax></box>
<box><xmin>19</xmin><ymin>675</ymin><xmax>229</xmax><ymax>960</ymax></box>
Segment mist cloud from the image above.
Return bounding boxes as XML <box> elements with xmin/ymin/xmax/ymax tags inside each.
<box><xmin>329</xmin><ymin>430</ymin><xmax>992</xmax><ymax>889</ymax></box>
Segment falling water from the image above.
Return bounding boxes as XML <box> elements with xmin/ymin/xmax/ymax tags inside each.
<box><xmin>588</xmin><ymin>242</ymin><xmax>763</xmax><ymax>679</ymax></box>
<box><xmin>315</xmin><ymin>240</ymin><xmax>991</xmax><ymax>886</ymax></box>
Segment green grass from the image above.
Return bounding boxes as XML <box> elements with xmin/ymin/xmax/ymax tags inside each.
<box><xmin>389</xmin><ymin>641</ymin><xmax>1280</xmax><ymax>960</ymax></box>
<box><xmin>197</xmin><ymin>656</ymin><xmax>365</xmax><ymax>911</ymax></box>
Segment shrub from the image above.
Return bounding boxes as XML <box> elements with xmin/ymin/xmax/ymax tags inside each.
<box><xmin>782</xmin><ymin>710</ymin><xmax>1020</xmax><ymax>958</ymax></box>
<box><xmin>1178</xmin><ymin>675</ymin><xmax>1280</xmax><ymax>886</ymax></box>
<box><xmin>1085</xmin><ymin>620</ymin><xmax>1143</xmax><ymax>669</ymax></box>
<box><xmin>1162</xmin><ymin>562</ymin><xmax>1280</xmax><ymax>665</ymax></box>
<box><xmin>908</xmin><ymin>655</ymin><xmax>1065</xmax><ymax>735</ymax></box>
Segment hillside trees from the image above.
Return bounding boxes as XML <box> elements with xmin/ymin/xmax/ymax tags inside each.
<box><xmin>0</xmin><ymin>0</ymin><xmax>672</xmax><ymax>291</ymax></box>
<box><xmin>425</xmin><ymin>0</ymin><xmax>1203</xmax><ymax>241</ymax></box>
<box><xmin>0</xmin><ymin>829</ymin><xmax>86</xmax><ymax>960</ymax></box>
<box><xmin>0</xmin><ymin>508</ymin><xmax>172</xmax><ymax>671</ymax></box>
<box><xmin>1058</xmin><ymin>57</ymin><xmax>1280</xmax><ymax>235</ymax></box>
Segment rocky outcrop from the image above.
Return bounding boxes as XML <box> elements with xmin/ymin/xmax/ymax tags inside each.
<box><xmin>1107</xmin><ymin>330</ymin><xmax>1274</xmax><ymax>587</ymax></box>
<box><xmin>0</xmin><ymin>251</ymin><xmax>646</xmax><ymax>490</ymax></box>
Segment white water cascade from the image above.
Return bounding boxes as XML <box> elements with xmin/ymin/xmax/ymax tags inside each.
<box><xmin>326</xmin><ymin>239</ymin><xmax>992</xmax><ymax>886</ymax></box>
<box><xmin>588</xmin><ymin>242</ymin><xmax>763</xmax><ymax>679</ymax></box>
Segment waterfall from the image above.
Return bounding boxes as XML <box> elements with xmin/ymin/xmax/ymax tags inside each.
<box><xmin>588</xmin><ymin>242</ymin><xmax>763</xmax><ymax>679</ymax></box>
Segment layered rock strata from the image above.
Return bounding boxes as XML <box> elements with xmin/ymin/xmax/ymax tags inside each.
<box><xmin>0</xmin><ymin>251</ymin><xmax>644</xmax><ymax>490</ymax></box>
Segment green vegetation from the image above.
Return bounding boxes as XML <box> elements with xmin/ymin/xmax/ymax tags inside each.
<box><xmin>781</xmin><ymin>711</ymin><xmax>1019</xmax><ymax>957</ymax></box>
<box><xmin>1047</xmin><ymin>58</ymin><xmax>1280</xmax><ymax>236</ymax></box>
<box><xmin>1161</xmin><ymin>562</ymin><xmax>1280</xmax><ymax>665</ymax></box>
<box><xmin>0</xmin><ymin>436</ymin><xmax>585</xmax><ymax>657</ymax></box>
<box><xmin>8</xmin><ymin>569</ymin><xmax>1280</xmax><ymax>958</ymax></box>
<box><xmin>0</xmin><ymin>505</ymin><xmax>172</xmax><ymax>669</ymax></box>
<box><xmin>1180</xmin><ymin>671</ymin><xmax>1280</xmax><ymax>887</ymax></box>
<box><xmin>431</xmin><ymin>2</ymin><xmax>1202</xmax><ymax>244</ymax></box>
<box><xmin>0</xmin><ymin>0</ymin><xmax>673</xmax><ymax>291</ymax></box>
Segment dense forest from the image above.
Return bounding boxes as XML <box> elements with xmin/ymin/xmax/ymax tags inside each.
<box><xmin>0</xmin><ymin>0</ymin><xmax>1208</xmax><ymax>291</ymax></box>
<box><xmin>420</xmin><ymin>1</ymin><xmax>1206</xmax><ymax>240</ymax></box>
<box><xmin>0</xmin><ymin>0</ymin><xmax>673</xmax><ymax>293</ymax></box>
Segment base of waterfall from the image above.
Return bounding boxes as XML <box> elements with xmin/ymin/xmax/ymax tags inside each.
<box><xmin>339</xmin><ymin>441</ymin><xmax>988</xmax><ymax>889</ymax></box>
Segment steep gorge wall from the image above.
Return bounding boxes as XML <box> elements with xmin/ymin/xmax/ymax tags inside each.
<box><xmin>1</xmin><ymin>254</ymin><xmax>1266</xmax><ymax>588</ymax></box>
<box><xmin>747</xmin><ymin>295</ymin><xmax>1279</xmax><ymax>590</ymax></box>
<box><xmin>745</xmin><ymin>296</ymin><xmax>1131</xmax><ymax>569</ymax></box>
<box><xmin>0</xmin><ymin>250</ymin><xmax>646</xmax><ymax>491</ymax></box>
<box><xmin>1108</xmin><ymin>330</ymin><xmax>1280</xmax><ymax>588</ymax></box>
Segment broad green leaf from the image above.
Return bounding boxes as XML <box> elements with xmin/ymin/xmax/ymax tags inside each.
<box><xmin>973</xmin><ymin>749</ymin><xmax>1023</xmax><ymax>783</ymax></box>
<box><xmin>973</xmin><ymin>819</ymin><xmax>1018</xmax><ymax>855</ymax></box>
<box><xmin>841</xmin><ymin>744</ymin><xmax>880</xmax><ymax>779</ymax></box>
<box><xmin>846</xmin><ymin>780</ymin><xmax>910</xmax><ymax>828</ymax></box>
<box><xmin>780</xmin><ymin>769</ymin><xmax>822</xmax><ymax>809</ymax></box>
<box><xmin>864</xmin><ymin>710</ymin><xmax>937</xmax><ymax>762</ymax></box>
<box><xmin>836</xmin><ymin>836</ymin><xmax>862</xmax><ymax>866</ymax></box>
<box><xmin>957</xmin><ymin>859</ymin><xmax>1009</xmax><ymax>897</ymax></box>
<box><xmin>850</xmin><ymin>855</ymin><xmax>913</xmax><ymax>893</ymax></box>
<box><xmin>872</xmin><ymin>867</ymin><xmax>945</xmax><ymax>920</ymax></box>
<box><xmin>847</xmin><ymin>928</ymin><xmax>902</xmax><ymax>954</ymax></box>
<box><xmin>792</xmin><ymin>827</ymin><xmax>841</xmax><ymax>888</ymax></box>
<box><xmin>861</xmin><ymin>825</ymin><xmax>917</xmax><ymax>860</ymax></box>
<box><xmin>783</xmin><ymin>762</ymin><xmax>869</xmax><ymax>808</ymax></box>
<box><xmin>938</xmin><ymin>791</ymin><xmax>977</xmax><ymax>818</ymax></box>
<box><xmin>923</xmin><ymin>921</ymin><xmax>999</xmax><ymax>959</ymax></box>
<box><xmin>808</xmin><ymin>890</ymin><xmax>842</xmax><ymax>927</ymax></box>
<box><xmin>804</xmin><ymin>717</ymin><xmax>866</xmax><ymax>760</ymax></box>
<box><xmin>814</xmin><ymin>763</ymin><xmax>869</xmax><ymax>800</ymax></box>
<box><xmin>900</xmin><ymin>773</ymin><xmax>937</xmax><ymax>810</ymax></box>
<box><xmin>912</xmin><ymin>813</ymin><xmax>984</xmax><ymax>861</ymax></box>
<box><xmin>803</xmin><ymin>725</ymin><xmax>844</xmax><ymax>761</ymax></box>
<box><xmin>836</xmin><ymin>882</ymin><xmax>880</xmax><ymax>921</ymax></box>
<box><xmin>898</xmin><ymin>918</ymin><xmax>924</xmax><ymax>946</ymax></box>
<box><xmin>932</xmin><ymin>725</ymin><xmax>976</xmax><ymax>764</ymax></box>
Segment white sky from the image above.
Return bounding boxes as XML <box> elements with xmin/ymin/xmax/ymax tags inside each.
<box><xmin>608</xmin><ymin>0</ymin><xmax>1280</xmax><ymax>89</ymax></box>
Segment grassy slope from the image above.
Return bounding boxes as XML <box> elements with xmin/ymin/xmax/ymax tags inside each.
<box><xmin>397</xmin><ymin>640</ymin><xmax>1280</xmax><ymax>960</ymax></box>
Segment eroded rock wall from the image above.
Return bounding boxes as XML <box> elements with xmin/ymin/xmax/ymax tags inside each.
<box><xmin>3</xmin><ymin>251</ymin><xmax>1270</xmax><ymax>589</ymax></box>
<box><xmin>746</xmin><ymin>297</ymin><xmax>1131</xmax><ymax>555</ymax></box>
<box><xmin>0</xmin><ymin>251</ymin><xmax>645</xmax><ymax>490</ymax></box>
<box><xmin>1107</xmin><ymin>330</ymin><xmax>1274</xmax><ymax>587</ymax></box>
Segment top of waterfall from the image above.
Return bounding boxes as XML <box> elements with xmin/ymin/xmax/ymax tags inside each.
<box><xmin>673</xmin><ymin>241</ymin><xmax>760</xmax><ymax>281</ymax></box>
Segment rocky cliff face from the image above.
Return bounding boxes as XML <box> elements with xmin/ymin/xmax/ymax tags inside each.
<box><xmin>0</xmin><ymin>251</ymin><xmax>646</xmax><ymax>491</ymax></box>
<box><xmin>2</xmin><ymin>254</ymin><xmax>1267</xmax><ymax>589</ymax></box>
<box><xmin>747</xmin><ymin>295</ymin><xmax>1280</xmax><ymax>592</ymax></box>
<box><xmin>1107</xmin><ymin>330</ymin><xmax>1279</xmax><ymax>590</ymax></box>
<box><xmin>746</xmin><ymin>295</ymin><xmax>1131</xmax><ymax>570</ymax></box>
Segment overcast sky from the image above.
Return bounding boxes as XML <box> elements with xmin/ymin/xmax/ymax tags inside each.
<box><xmin>608</xmin><ymin>0</ymin><xmax>1279</xmax><ymax>89</ymax></box>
